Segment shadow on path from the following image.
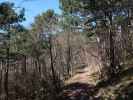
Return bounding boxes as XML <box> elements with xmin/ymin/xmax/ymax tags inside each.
<box><xmin>57</xmin><ymin>83</ymin><xmax>99</xmax><ymax>100</ymax></box>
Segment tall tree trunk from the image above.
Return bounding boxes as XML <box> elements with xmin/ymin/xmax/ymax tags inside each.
<box><xmin>108</xmin><ymin>11</ymin><xmax>121</xmax><ymax>79</ymax></box>
<box><xmin>66</xmin><ymin>31</ymin><xmax>71</xmax><ymax>77</ymax></box>
<box><xmin>49</xmin><ymin>36</ymin><xmax>56</xmax><ymax>82</ymax></box>
<box><xmin>109</xmin><ymin>26</ymin><xmax>115</xmax><ymax>77</ymax></box>
<box><xmin>49</xmin><ymin>35</ymin><xmax>59</xmax><ymax>99</ymax></box>
<box><xmin>4</xmin><ymin>46</ymin><xmax>9</xmax><ymax>100</ymax></box>
<box><xmin>36</xmin><ymin>56</ymin><xmax>41</xmax><ymax>74</ymax></box>
<box><xmin>0</xmin><ymin>61</ymin><xmax>2</xmax><ymax>95</ymax></box>
<box><xmin>21</xmin><ymin>55</ymin><xmax>27</xmax><ymax>74</ymax></box>
<box><xmin>3</xmin><ymin>31</ymin><xmax>11</xmax><ymax>100</ymax></box>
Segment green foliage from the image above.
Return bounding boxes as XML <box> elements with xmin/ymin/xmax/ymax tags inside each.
<box><xmin>59</xmin><ymin>0</ymin><xmax>130</xmax><ymax>25</ymax></box>
<box><xmin>32</xmin><ymin>9</ymin><xmax>58</xmax><ymax>33</ymax></box>
<box><xmin>0</xmin><ymin>1</ymin><xmax>25</xmax><ymax>59</ymax></box>
<box><xmin>59</xmin><ymin>14</ymin><xmax>79</xmax><ymax>31</ymax></box>
<box><xmin>0</xmin><ymin>2</ymin><xmax>25</xmax><ymax>25</ymax></box>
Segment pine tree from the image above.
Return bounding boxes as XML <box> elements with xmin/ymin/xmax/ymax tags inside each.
<box><xmin>0</xmin><ymin>2</ymin><xmax>25</xmax><ymax>100</ymax></box>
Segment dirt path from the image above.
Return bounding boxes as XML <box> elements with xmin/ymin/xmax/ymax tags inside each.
<box><xmin>58</xmin><ymin>66</ymin><xmax>100</xmax><ymax>100</ymax></box>
<box><xmin>65</xmin><ymin>66</ymin><xmax>98</xmax><ymax>85</ymax></box>
<box><xmin>58</xmin><ymin>83</ymin><xmax>98</xmax><ymax>100</ymax></box>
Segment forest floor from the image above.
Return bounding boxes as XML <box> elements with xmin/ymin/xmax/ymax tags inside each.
<box><xmin>58</xmin><ymin>65</ymin><xmax>133</xmax><ymax>100</ymax></box>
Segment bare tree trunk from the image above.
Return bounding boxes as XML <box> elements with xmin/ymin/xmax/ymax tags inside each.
<box><xmin>66</xmin><ymin>31</ymin><xmax>71</xmax><ymax>77</ymax></box>
<box><xmin>3</xmin><ymin>46</ymin><xmax>9</xmax><ymax>100</ymax></box>
<box><xmin>21</xmin><ymin>55</ymin><xmax>27</xmax><ymax>74</ymax></box>
<box><xmin>3</xmin><ymin>30</ymin><xmax>11</xmax><ymax>100</ymax></box>
<box><xmin>109</xmin><ymin>26</ymin><xmax>115</xmax><ymax>77</ymax></box>
<box><xmin>49</xmin><ymin>35</ymin><xmax>60</xmax><ymax>99</ymax></box>
<box><xmin>49</xmin><ymin>36</ymin><xmax>56</xmax><ymax>82</ymax></box>
<box><xmin>0</xmin><ymin>61</ymin><xmax>3</xmax><ymax>95</ymax></box>
<box><xmin>36</xmin><ymin>56</ymin><xmax>41</xmax><ymax>74</ymax></box>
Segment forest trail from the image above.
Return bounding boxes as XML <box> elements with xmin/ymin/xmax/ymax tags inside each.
<box><xmin>58</xmin><ymin>82</ymin><xmax>98</xmax><ymax>100</ymax></box>
<box><xmin>58</xmin><ymin>66</ymin><xmax>99</xmax><ymax>100</ymax></box>
<box><xmin>65</xmin><ymin>66</ymin><xmax>98</xmax><ymax>85</ymax></box>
